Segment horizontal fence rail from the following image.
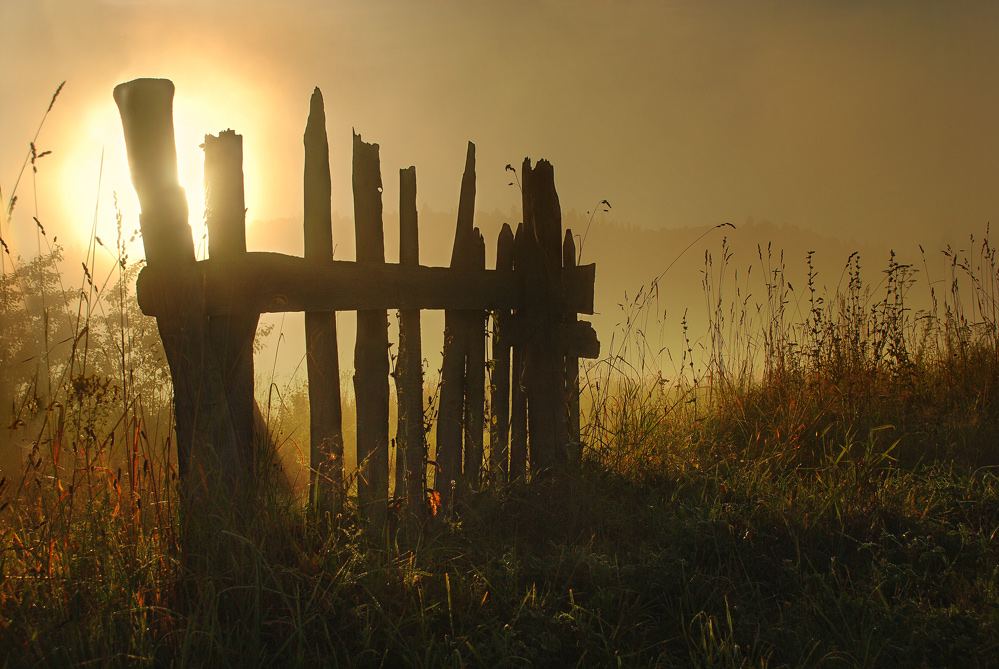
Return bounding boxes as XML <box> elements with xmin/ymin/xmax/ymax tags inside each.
<box><xmin>134</xmin><ymin>252</ymin><xmax>596</xmax><ymax>316</ymax></box>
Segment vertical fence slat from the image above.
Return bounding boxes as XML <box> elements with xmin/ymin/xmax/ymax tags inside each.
<box><xmin>490</xmin><ymin>223</ymin><xmax>515</xmax><ymax>475</ymax></box>
<box><xmin>563</xmin><ymin>229</ymin><xmax>581</xmax><ymax>456</ymax></box>
<box><xmin>464</xmin><ymin>229</ymin><xmax>486</xmax><ymax>486</ymax></box>
<box><xmin>397</xmin><ymin>165</ymin><xmax>427</xmax><ymax>526</ymax></box>
<box><xmin>353</xmin><ymin>132</ymin><xmax>390</xmax><ymax>532</ymax></box>
<box><xmin>520</xmin><ymin>158</ymin><xmax>567</xmax><ymax>475</ymax></box>
<box><xmin>204</xmin><ymin>129</ymin><xmax>258</xmax><ymax>488</ymax></box>
<box><xmin>436</xmin><ymin>142</ymin><xmax>475</xmax><ymax>502</ymax></box>
<box><xmin>304</xmin><ymin>89</ymin><xmax>344</xmax><ymax>510</ymax></box>
<box><xmin>509</xmin><ymin>222</ymin><xmax>528</xmax><ymax>479</ymax></box>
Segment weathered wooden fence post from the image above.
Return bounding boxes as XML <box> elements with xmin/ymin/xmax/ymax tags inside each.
<box><xmin>304</xmin><ymin>89</ymin><xmax>344</xmax><ymax>511</ymax></box>
<box><xmin>114</xmin><ymin>78</ymin><xmax>246</xmax><ymax>514</ymax></box>
<box><xmin>353</xmin><ymin>132</ymin><xmax>390</xmax><ymax>533</ymax></box>
<box><xmin>437</xmin><ymin>142</ymin><xmax>476</xmax><ymax>503</ymax></box>
<box><xmin>520</xmin><ymin>158</ymin><xmax>568</xmax><ymax>474</ymax></box>
<box><xmin>397</xmin><ymin>165</ymin><xmax>427</xmax><ymax>528</ymax></box>
<box><xmin>203</xmin><ymin>128</ymin><xmax>258</xmax><ymax>487</ymax></box>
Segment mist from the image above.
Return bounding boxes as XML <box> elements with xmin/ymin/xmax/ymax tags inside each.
<box><xmin>3</xmin><ymin>0</ymin><xmax>997</xmax><ymax>381</ymax></box>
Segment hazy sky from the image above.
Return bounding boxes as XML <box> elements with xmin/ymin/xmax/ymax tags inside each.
<box><xmin>4</xmin><ymin>0</ymin><xmax>998</xmax><ymax>260</ymax></box>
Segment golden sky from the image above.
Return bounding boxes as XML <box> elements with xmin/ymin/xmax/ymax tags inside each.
<box><xmin>4</xmin><ymin>0</ymin><xmax>997</xmax><ymax>260</ymax></box>
<box><xmin>3</xmin><ymin>0</ymin><xmax>999</xmax><ymax>387</ymax></box>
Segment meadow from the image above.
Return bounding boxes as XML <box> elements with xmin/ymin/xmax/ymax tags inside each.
<box><xmin>2</xmin><ymin>112</ymin><xmax>998</xmax><ymax>666</ymax></box>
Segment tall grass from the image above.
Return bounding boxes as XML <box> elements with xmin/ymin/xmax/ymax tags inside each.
<box><xmin>585</xmin><ymin>228</ymin><xmax>999</xmax><ymax>476</ymax></box>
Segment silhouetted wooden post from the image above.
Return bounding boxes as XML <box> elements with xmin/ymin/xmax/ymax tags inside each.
<box><xmin>509</xmin><ymin>223</ymin><xmax>528</xmax><ymax>480</ymax></box>
<box><xmin>353</xmin><ymin>132</ymin><xmax>390</xmax><ymax>533</ymax></box>
<box><xmin>304</xmin><ymin>89</ymin><xmax>344</xmax><ymax>511</ymax></box>
<box><xmin>436</xmin><ymin>142</ymin><xmax>475</xmax><ymax>503</ymax></box>
<box><xmin>521</xmin><ymin>158</ymin><xmax>567</xmax><ymax>474</ymax></box>
<box><xmin>204</xmin><ymin>128</ymin><xmax>257</xmax><ymax>490</ymax></box>
<box><xmin>397</xmin><ymin>165</ymin><xmax>427</xmax><ymax>527</ymax></box>
<box><xmin>563</xmin><ymin>230</ymin><xmax>581</xmax><ymax>456</ymax></box>
<box><xmin>114</xmin><ymin>78</ymin><xmax>243</xmax><ymax>510</ymax></box>
<box><xmin>464</xmin><ymin>229</ymin><xmax>486</xmax><ymax>486</ymax></box>
<box><xmin>490</xmin><ymin>223</ymin><xmax>515</xmax><ymax>475</ymax></box>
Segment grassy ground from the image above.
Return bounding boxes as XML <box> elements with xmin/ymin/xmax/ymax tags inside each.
<box><xmin>2</xmin><ymin>233</ymin><xmax>998</xmax><ymax>668</ymax></box>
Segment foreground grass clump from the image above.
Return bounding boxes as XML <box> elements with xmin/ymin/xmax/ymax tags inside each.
<box><xmin>3</xmin><ymin>449</ymin><xmax>998</xmax><ymax>666</ymax></box>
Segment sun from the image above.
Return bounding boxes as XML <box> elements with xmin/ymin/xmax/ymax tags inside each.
<box><xmin>57</xmin><ymin>80</ymin><xmax>266</xmax><ymax>267</ymax></box>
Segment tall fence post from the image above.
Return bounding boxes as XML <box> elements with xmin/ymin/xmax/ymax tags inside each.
<box><xmin>520</xmin><ymin>158</ymin><xmax>568</xmax><ymax>475</ymax></box>
<box><xmin>437</xmin><ymin>142</ymin><xmax>476</xmax><ymax>504</ymax></box>
<box><xmin>204</xmin><ymin>129</ymin><xmax>258</xmax><ymax>490</ymax></box>
<box><xmin>114</xmin><ymin>78</ymin><xmax>244</xmax><ymax>516</ymax></box>
<box><xmin>304</xmin><ymin>89</ymin><xmax>344</xmax><ymax>512</ymax></box>
<box><xmin>353</xmin><ymin>132</ymin><xmax>390</xmax><ymax>534</ymax></box>
<box><xmin>397</xmin><ymin>165</ymin><xmax>427</xmax><ymax>529</ymax></box>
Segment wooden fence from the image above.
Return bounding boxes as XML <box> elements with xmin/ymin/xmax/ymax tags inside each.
<box><xmin>113</xmin><ymin>78</ymin><xmax>599</xmax><ymax>531</ymax></box>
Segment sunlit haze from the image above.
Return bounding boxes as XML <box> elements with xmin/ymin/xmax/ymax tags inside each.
<box><xmin>3</xmin><ymin>0</ymin><xmax>998</xmax><ymax>377</ymax></box>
